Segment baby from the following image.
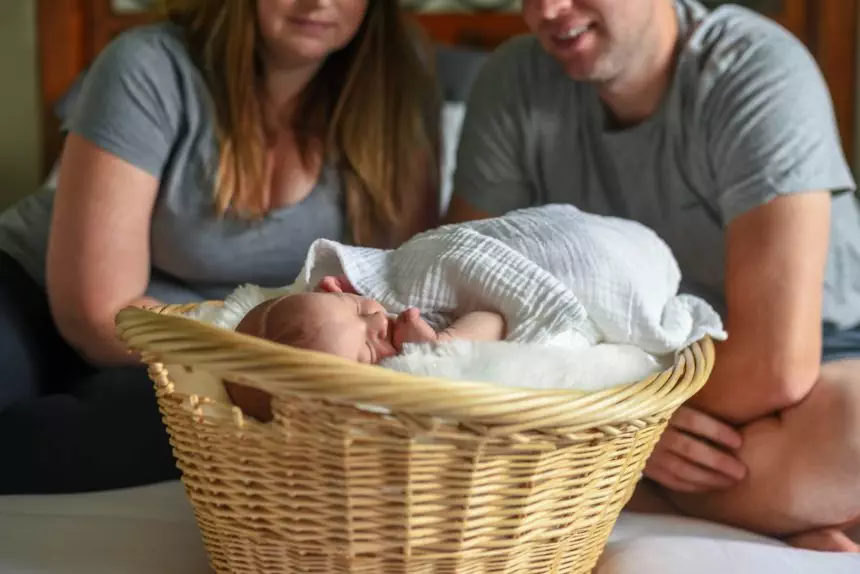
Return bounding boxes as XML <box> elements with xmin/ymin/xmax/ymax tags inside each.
<box><xmin>226</xmin><ymin>275</ymin><xmax>506</xmax><ymax>422</ymax></box>
<box><xmin>235</xmin><ymin>274</ymin><xmax>507</xmax><ymax>364</ymax></box>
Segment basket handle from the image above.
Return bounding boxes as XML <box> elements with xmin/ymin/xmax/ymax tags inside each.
<box><xmin>115</xmin><ymin>306</ymin><xmax>714</xmax><ymax>433</ymax></box>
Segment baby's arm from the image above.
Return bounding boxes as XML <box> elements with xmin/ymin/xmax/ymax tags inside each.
<box><xmin>438</xmin><ymin>310</ymin><xmax>506</xmax><ymax>342</ymax></box>
<box><xmin>393</xmin><ymin>308</ymin><xmax>506</xmax><ymax>350</ymax></box>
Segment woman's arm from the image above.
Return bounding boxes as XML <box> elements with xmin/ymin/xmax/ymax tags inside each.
<box><xmin>46</xmin><ymin>134</ymin><xmax>161</xmax><ymax>366</ymax></box>
<box><xmin>690</xmin><ymin>191</ymin><xmax>830</xmax><ymax>424</ymax></box>
<box><xmin>43</xmin><ymin>30</ymin><xmax>185</xmax><ymax>366</ymax></box>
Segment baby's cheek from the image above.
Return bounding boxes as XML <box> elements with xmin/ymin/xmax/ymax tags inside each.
<box><xmin>390</xmin><ymin>320</ymin><xmax>406</xmax><ymax>348</ymax></box>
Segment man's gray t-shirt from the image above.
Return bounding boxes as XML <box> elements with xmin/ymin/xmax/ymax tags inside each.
<box><xmin>0</xmin><ymin>23</ymin><xmax>344</xmax><ymax>303</ymax></box>
<box><xmin>453</xmin><ymin>0</ymin><xmax>860</xmax><ymax>330</ymax></box>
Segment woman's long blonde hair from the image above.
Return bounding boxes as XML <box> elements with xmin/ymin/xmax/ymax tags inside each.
<box><xmin>160</xmin><ymin>0</ymin><xmax>440</xmax><ymax>247</ymax></box>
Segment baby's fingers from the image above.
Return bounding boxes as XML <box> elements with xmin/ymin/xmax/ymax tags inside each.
<box><xmin>397</xmin><ymin>307</ymin><xmax>421</xmax><ymax>324</ymax></box>
<box><xmin>315</xmin><ymin>276</ymin><xmax>343</xmax><ymax>293</ymax></box>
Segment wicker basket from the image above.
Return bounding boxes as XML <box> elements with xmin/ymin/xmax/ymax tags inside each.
<box><xmin>115</xmin><ymin>303</ymin><xmax>714</xmax><ymax>574</ymax></box>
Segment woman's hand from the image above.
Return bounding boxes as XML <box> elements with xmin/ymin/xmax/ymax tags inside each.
<box><xmin>644</xmin><ymin>406</ymin><xmax>748</xmax><ymax>493</ymax></box>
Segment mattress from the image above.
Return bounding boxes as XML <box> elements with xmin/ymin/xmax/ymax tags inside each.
<box><xmin>0</xmin><ymin>481</ymin><xmax>857</xmax><ymax>573</ymax></box>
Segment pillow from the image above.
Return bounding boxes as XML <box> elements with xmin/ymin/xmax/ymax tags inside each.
<box><xmin>434</xmin><ymin>45</ymin><xmax>489</xmax><ymax>102</ymax></box>
<box><xmin>440</xmin><ymin>101</ymin><xmax>466</xmax><ymax>213</ymax></box>
<box><xmin>432</xmin><ymin>45</ymin><xmax>488</xmax><ymax>212</ymax></box>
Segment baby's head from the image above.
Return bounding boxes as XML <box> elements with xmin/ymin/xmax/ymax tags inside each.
<box><xmin>236</xmin><ymin>292</ymin><xmax>398</xmax><ymax>364</ymax></box>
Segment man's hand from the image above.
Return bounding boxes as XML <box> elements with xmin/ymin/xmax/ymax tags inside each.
<box><xmin>645</xmin><ymin>406</ymin><xmax>747</xmax><ymax>493</ymax></box>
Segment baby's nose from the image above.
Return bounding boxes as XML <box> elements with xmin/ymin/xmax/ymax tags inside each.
<box><xmin>369</xmin><ymin>312</ymin><xmax>389</xmax><ymax>335</ymax></box>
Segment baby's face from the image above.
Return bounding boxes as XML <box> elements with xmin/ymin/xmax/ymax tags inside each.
<box><xmin>240</xmin><ymin>292</ymin><xmax>404</xmax><ymax>364</ymax></box>
<box><xmin>314</xmin><ymin>293</ymin><xmax>398</xmax><ymax>364</ymax></box>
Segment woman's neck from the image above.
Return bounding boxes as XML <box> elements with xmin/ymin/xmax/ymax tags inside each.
<box><xmin>262</xmin><ymin>59</ymin><xmax>321</xmax><ymax>125</ymax></box>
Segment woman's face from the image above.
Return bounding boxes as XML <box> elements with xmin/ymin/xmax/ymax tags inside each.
<box><xmin>256</xmin><ymin>0</ymin><xmax>369</xmax><ymax>69</ymax></box>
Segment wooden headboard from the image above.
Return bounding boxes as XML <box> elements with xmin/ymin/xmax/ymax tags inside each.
<box><xmin>35</xmin><ymin>0</ymin><xmax>527</xmax><ymax>177</ymax></box>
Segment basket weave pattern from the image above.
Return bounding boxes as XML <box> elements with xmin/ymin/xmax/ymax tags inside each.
<box><xmin>117</xmin><ymin>305</ymin><xmax>714</xmax><ymax>574</ymax></box>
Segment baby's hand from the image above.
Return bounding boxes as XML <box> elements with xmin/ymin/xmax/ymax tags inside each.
<box><xmin>315</xmin><ymin>275</ymin><xmax>358</xmax><ymax>294</ymax></box>
<box><xmin>392</xmin><ymin>308</ymin><xmax>438</xmax><ymax>351</ymax></box>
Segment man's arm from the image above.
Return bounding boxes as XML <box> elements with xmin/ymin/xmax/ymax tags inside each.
<box><xmin>689</xmin><ymin>191</ymin><xmax>830</xmax><ymax>423</ymax></box>
<box><xmin>692</xmin><ymin>28</ymin><xmax>853</xmax><ymax>424</ymax></box>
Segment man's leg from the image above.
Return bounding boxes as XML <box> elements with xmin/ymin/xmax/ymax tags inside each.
<box><xmin>662</xmin><ymin>358</ymin><xmax>860</xmax><ymax>538</ymax></box>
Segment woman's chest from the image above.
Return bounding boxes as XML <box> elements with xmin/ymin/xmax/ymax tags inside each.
<box><xmin>150</xmin><ymin>148</ymin><xmax>345</xmax><ymax>291</ymax></box>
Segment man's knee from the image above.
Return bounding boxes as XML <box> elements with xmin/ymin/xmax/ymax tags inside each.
<box><xmin>782</xmin><ymin>361</ymin><xmax>860</xmax><ymax>466</ymax></box>
<box><xmin>668</xmin><ymin>365</ymin><xmax>860</xmax><ymax>535</ymax></box>
<box><xmin>664</xmin><ymin>415</ymin><xmax>799</xmax><ymax>535</ymax></box>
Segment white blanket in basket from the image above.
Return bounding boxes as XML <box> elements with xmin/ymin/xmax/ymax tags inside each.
<box><xmin>289</xmin><ymin>204</ymin><xmax>725</xmax><ymax>354</ymax></box>
<box><xmin>384</xmin><ymin>339</ymin><xmax>673</xmax><ymax>392</ymax></box>
<box><xmin>189</xmin><ymin>204</ymin><xmax>724</xmax><ymax>395</ymax></box>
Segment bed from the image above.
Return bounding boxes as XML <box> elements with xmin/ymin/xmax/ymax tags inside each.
<box><xmin>2</xmin><ymin>480</ymin><xmax>859</xmax><ymax>573</ymax></box>
<box><xmin>8</xmin><ymin>1</ymin><xmax>858</xmax><ymax>572</ymax></box>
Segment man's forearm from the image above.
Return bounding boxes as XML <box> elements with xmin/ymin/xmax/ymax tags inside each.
<box><xmin>689</xmin><ymin>340</ymin><xmax>818</xmax><ymax>424</ymax></box>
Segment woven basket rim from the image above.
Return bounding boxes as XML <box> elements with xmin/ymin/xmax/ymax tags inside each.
<box><xmin>115</xmin><ymin>304</ymin><xmax>714</xmax><ymax>434</ymax></box>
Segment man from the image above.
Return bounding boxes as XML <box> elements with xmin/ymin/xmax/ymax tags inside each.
<box><xmin>445</xmin><ymin>0</ymin><xmax>860</xmax><ymax>551</ymax></box>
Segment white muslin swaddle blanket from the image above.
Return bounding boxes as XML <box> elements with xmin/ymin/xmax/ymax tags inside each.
<box><xmin>185</xmin><ymin>204</ymin><xmax>726</xmax><ymax>400</ymax></box>
<box><xmin>290</xmin><ymin>204</ymin><xmax>726</xmax><ymax>355</ymax></box>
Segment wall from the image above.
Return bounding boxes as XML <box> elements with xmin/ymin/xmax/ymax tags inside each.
<box><xmin>0</xmin><ymin>0</ymin><xmax>39</xmax><ymax>209</ymax></box>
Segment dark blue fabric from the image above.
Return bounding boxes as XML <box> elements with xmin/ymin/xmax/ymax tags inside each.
<box><xmin>0</xmin><ymin>251</ymin><xmax>179</xmax><ymax>494</ymax></box>
<box><xmin>822</xmin><ymin>321</ymin><xmax>860</xmax><ymax>362</ymax></box>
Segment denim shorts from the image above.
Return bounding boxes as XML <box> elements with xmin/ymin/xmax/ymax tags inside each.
<box><xmin>822</xmin><ymin>321</ymin><xmax>860</xmax><ymax>362</ymax></box>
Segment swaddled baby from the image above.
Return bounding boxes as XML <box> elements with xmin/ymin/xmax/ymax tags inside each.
<box><xmin>235</xmin><ymin>203</ymin><xmax>724</xmax><ymax>361</ymax></box>
<box><xmin>225</xmin><ymin>204</ymin><xmax>726</xmax><ymax>420</ymax></box>
<box><xmin>228</xmin><ymin>276</ymin><xmax>507</xmax><ymax>421</ymax></box>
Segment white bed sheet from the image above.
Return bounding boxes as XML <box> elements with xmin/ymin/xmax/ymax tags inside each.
<box><xmin>1</xmin><ymin>480</ymin><xmax>858</xmax><ymax>574</ymax></box>
<box><xmin>0</xmin><ymin>481</ymin><xmax>210</xmax><ymax>574</ymax></box>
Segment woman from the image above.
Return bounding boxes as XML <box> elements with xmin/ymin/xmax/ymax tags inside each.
<box><xmin>0</xmin><ymin>0</ymin><xmax>440</xmax><ymax>494</ymax></box>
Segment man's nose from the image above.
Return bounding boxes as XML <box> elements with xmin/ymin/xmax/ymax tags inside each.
<box><xmin>531</xmin><ymin>0</ymin><xmax>573</xmax><ymax>21</ymax></box>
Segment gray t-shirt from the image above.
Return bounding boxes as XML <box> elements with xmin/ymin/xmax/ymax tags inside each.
<box><xmin>0</xmin><ymin>23</ymin><xmax>344</xmax><ymax>303</ymax></box>
<box><xmin>453</xmin><ymin>0</ymin><xmax>860</xmax><ymax>330</ymax></box>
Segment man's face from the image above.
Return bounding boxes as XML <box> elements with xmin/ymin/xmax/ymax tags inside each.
<box><xmin>522</xmin><ymin>0</ymin><xmax>661</xmax><ymax>83</ymax></box>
